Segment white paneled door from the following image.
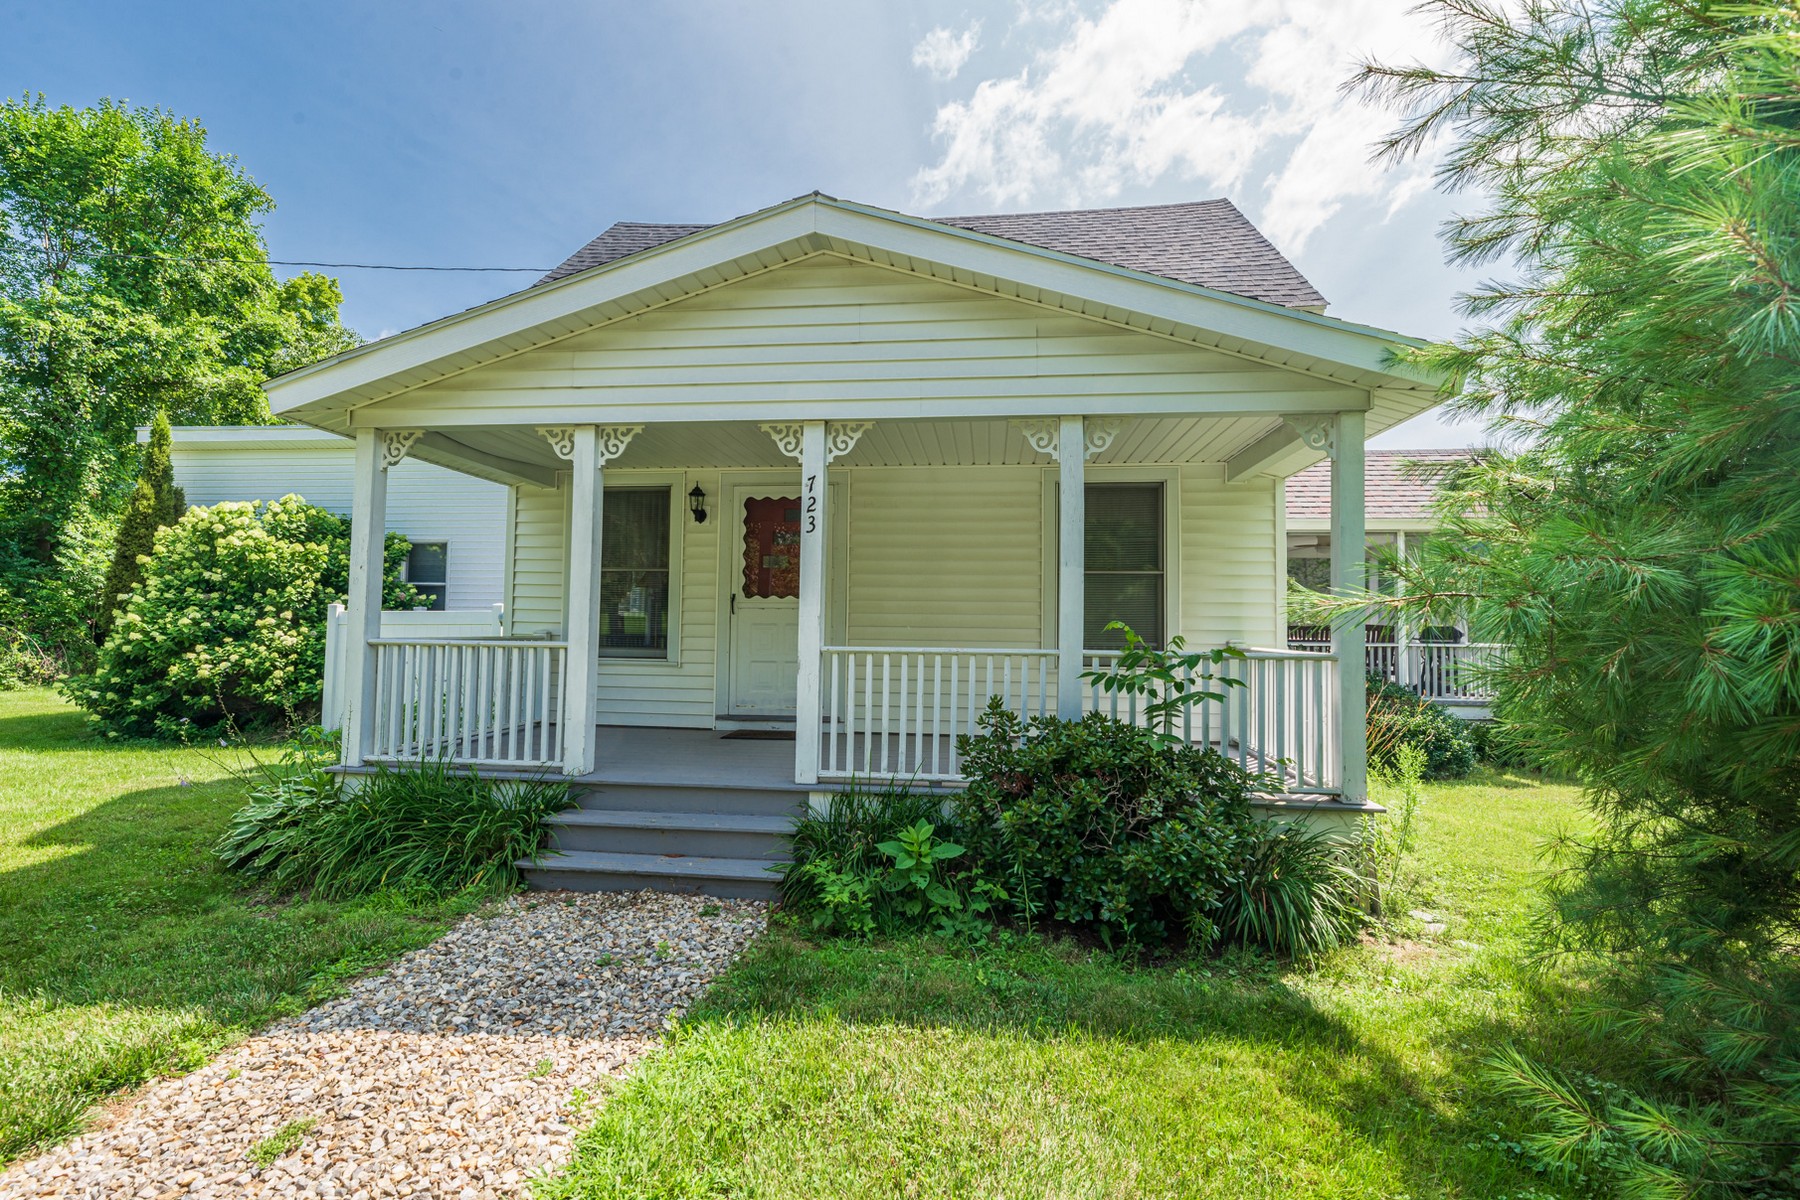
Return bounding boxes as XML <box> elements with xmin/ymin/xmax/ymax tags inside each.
<box><xmin>727</xmin><ymin>487</ymin><xmax>801</xmax><ymax>716</ymax></box>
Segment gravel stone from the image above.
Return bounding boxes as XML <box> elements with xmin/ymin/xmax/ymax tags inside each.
<box><xmin>2</xmin><ymin>891</ymin><xmax>766</xmax><ymax>1199</ymax></box>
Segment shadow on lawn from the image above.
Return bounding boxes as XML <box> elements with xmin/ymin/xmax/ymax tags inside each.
<box><xmin>665</xmin><ymin>926</ymin><xmax>1598</xmax><ymax>1199</ymax></box>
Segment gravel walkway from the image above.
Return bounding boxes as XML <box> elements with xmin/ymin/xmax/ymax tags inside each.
<box><xmin>2</xmin><ymin>891</ymin><xmax>766</xmax><ymax>1200</ymax></box>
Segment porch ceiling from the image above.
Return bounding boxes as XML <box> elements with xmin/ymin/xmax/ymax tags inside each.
<box><xmin>417</xmin><ymin>414</ymin><xmax>1292</xmax><ymax>480</ymax></box>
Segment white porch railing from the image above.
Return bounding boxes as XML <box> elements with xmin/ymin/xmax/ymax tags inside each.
<box><xmin>323</xmin><ymin>604</ymin><xmax>506</xmax><ymax>732</ymax></box>
<box><xmin>1084</xmin><ymin>646</ymin><xmax>1341</xmax><ymax>793</ymax></box>
<box><xmin>818</xmin><ymin>643</ymin><xmax>1340</xmax><ymax>794</ymax></box>
<box><xmin>819</xmin><ymin>647</ymin><xmax>1056</xmax><ymax>783</ymax></box>
<box><xmin>1288</xmin><ymin>633</ymin><xmax>1501</xmax><ymax>703</ymax></box>
<box><xmin>365</xmin><ymin>638</ymin><xmax>567</xmax><ymax>768</ymax></box>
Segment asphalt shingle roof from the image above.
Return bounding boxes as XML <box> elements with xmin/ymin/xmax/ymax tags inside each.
<box><xmin>1286</xmin><ymin>450</ymin><xmax>1475</xmax><ymax>522</ymax></box>
<box><xmin>536</xmin><ymin>198</ymin><xmax>1326</xmax><ymax>309</ymax></box>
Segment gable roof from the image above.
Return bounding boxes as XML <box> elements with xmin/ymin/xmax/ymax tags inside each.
<box><xmin>1286</xmin><ymin>449</ymin><xmax>1476</xmax><ymax>523</ymax></box>
<box><xmin>538</xmin><ymin>198</ymin><xmax>1326</xmax><ymax>310</ymax></box>
<box><xmin>266</xmin><ymin>193</ymin><xmax>1443</xmax><ymax>440</ymax></box>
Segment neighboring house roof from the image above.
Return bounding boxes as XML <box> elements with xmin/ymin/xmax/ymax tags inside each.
<box><xmin>537</xmin><ymin>198</ymin><xmax>1327</xmax><ymax>310</ymax></box>
<box><xmin>1286</xmin><ymin>450</ymin><xmax>1476</xmax><ymax>524</ymax></box>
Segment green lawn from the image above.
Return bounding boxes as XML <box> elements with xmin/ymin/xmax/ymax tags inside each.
<box><xmin>0</xmin><ymin>687</ymin><xmax>475</xmax><ymax>1165</ymax></box>
<box><xmin>542</xmin><ymin>769</ymin><xmax>1603</xmax><ymax>1199</ymax></box>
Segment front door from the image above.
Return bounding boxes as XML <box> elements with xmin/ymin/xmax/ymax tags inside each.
<box><xmin>726</xmin><ymin>488</ymin><xmax>801</xmax><ymax>716</ymax></box>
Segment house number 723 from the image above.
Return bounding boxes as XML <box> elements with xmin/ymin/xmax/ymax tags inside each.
<box><xmin>804</xmin><ymin>474</ymin><xmax>818</xmax><ymax>533</ymax></box>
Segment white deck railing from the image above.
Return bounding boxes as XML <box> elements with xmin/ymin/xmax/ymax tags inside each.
<box><xmin>1287</xmin><ymin>633</ymin><xmax>1501</xmax><ymax>703</ymax></box>
<box><xmin>819</xmin><ymin>647</ymin><xmax>1056</xmax><ymax>783</ymax></box>
<box><xmin>365</xmin><ymin>638</ymin><xmax>567</xmax><ymax>768</ymax></box>
<box><xmin>1084</xmin><ymin>646</ymin><xmax>1340</xmax><ymax>793</ymax></box>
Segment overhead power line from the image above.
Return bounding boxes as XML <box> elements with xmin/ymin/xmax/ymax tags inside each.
<box><xmin>88</xmin><ymin>248</ymin><xmax>552</xmax><ymax>273</ymax></box>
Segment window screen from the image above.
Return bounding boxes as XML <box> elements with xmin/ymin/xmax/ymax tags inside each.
<box><xmin>600</xmin><ymin>487</ymin><xmax>671</xmax><ymax>658</ymax></box>
<box><xmin>1084</xmin><ymin>483</ymin><xmax>1164</xmax><ymax>649</ymax></box>
<box><xmin>405</xmin><ymin>542</ymin><xmax>448</xmax><ymax>611</ymax></box>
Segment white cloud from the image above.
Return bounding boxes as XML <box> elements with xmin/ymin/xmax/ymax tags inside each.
<box><xmin>913</xmin><ymin>0</ymin><xmax>1451</xmax><ymax>252</ymax></box>
<box><xmin>912</xmin><ymin>22</ymin><xmax>983</xmax><ymax>81</ymax></box>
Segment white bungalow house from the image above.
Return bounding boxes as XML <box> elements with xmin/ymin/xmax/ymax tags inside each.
<box><xmin>264</xmin><ymin>193</ymin><xmax>1447</xmax><ymax>892</ymax></box>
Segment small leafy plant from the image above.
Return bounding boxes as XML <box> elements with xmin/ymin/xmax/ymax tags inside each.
<box><xmin>1082</xmin><ymin>622</ymin><xmax>1245</xmax><ymax>742</ymax></box>
<box><xmin>877</xmin><ymin>819</ymin><xmax>969</xmax><ymax>931</ymax></box>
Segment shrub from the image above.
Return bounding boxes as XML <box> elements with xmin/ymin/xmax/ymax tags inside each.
<box><xmin>217</xmin><ymin>745</ymin><xmax>568</xmax><ymax>899</ymax></box>
<box><xmin>68</xmin><ymin>496</ymin><xmax>419</xmax><ymax>738</ymax></box>
<box><xmin>1366</xmin><ymin>677</ymin><xmax>1476</xmax><ymax>780</ymax></box>
<box><xmin>951</xmin><ymin>700</ymin><xmax>1270</xmax><ymax>949</ymax></box>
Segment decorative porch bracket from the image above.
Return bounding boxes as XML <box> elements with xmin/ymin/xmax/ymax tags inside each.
<box><xmin>537</xmin><ymin>424</ymin><xmax>642</xmax><ymax>465</ymax></box>
<box><xmin>761</xmin><ymin>421</ymin><xmax>871</xmax><ymax>463</ymax></box>
<box><xmin>1284</xmin><ymin>414</ymin><xmax>1335</xmax><ymax>455</ymax></box>
<box><xmin>1014</xmin><ymin>416</ymin><xmax>1123</xmax><ymax>461</ymax></box>
<box><xmin>380</xmin><ymin>429</ymin><xmax>425</xmax><ymax>468</ymax></box>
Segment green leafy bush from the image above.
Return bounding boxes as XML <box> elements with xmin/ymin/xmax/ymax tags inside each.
<box><xmin>1366</xmin><ymin>677</ymin><xmax>1476</xmax><ymax>780</ymax></box>
<box><xmin>952</xmin><ymin>700</ymin><xmax>1270</xmax><ymax>949</ymax></box>
<box><xmin>68</xmin><ymin>496</ymin><xmax>418</xmax><ymax>738</ymax></box>
<box><xmin>217</xmin><ymin>746</ymin><xmax>568</xmax><ymax>899</ymax></box>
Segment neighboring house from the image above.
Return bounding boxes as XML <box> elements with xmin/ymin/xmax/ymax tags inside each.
<box><xmin>1286</xmin><ymin>449</ymin><xmax>1497</xmax><ymax>715</ymax></box>
<box><xmin>263</xmin><ymin>192</ymin><xmax>1450</xmax><ymax>890</ymax></box>
<box><xmin>156</xmin><ymin>425</ymin><xmax>508</xmax><ymax>612</ymax></box>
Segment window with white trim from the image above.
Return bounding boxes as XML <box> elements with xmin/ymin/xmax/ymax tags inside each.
<box><xmin>600</xmin><ymin>487</ymin><xmax>671</xmax><ymax>658</ymax></box>
<box><xmin>1084</xmin><ymin>483</ymin><xmax>1165</xmax><ymax>649</ymax></box>
<box><xmin>404</xmin><ymin>542</ymin><xmax>448</xmax><ymax>611</ymax></box>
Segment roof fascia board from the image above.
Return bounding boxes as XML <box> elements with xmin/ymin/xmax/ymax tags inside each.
<box><xmin>347</xmin><ymin>389</ymin><xmax>1369</xmax><ymax>431</ymax></box>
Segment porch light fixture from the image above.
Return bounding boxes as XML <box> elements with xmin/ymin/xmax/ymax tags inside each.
<box><xmin>688</xmin><ymin>483</ymin><xmax>708</xmax><ymax>524</ymax></box>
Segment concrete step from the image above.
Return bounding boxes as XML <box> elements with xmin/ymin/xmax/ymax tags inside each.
<box><xmin>572</xmin><ymin>781</ymin><xmax>808</xmax><ymax>818</ymax></box>
<box><xmin>520</xmin><ymin>849</ymin><xmax>782</xmax><ymax>900</ymax></box>
<box><xmin>545</xmin><ymin>809</ymin><xmax>793</xmax><ymax>860</ymax></box>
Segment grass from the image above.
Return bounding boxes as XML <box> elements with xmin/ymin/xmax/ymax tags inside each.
<box><xmin>247</xmin><ymin>1116</ymin><xmax>315</xmax><ymax>1168</ymax></box>
<box><xmin>543</xmin><ymin>767</ymin><xmax>1606</xmax><ymax>1200</ymax></box>
<box><xmin>0</xmin><ymin>687</ymin><xmax>480</xmax><ymax>1166</ymax></box>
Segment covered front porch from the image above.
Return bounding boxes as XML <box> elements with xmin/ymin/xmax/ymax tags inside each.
<box><xmin>327</xmin><ymin>409</ymin><xmax>1373</xmax><ymax>801</ymax></box>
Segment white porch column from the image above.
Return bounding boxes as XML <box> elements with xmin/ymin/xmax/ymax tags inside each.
<box><xmin>562</xmin><ymin>426</ymin><xmax>604</xmax><ymax>777</ymax></box>
<box><xmin>342</xmin><ymin>429</ymin><xmax>406</xmax><ymax>766</ymax></box>
<box><xmin>1057</xmin><ymin>416</ymin><xmax>1086</xmax><ymax>719</ymax></box>
<box><xmin>794</xmin><ymin>421</ymin><xmax>828</xmax><ymax>785</ymax></box>
<box><xmin>342</xmin><ymin>431</ymin><xmax>388</xmax><ymax>766</ymax></box>
<box><xmin>1330</xmin><ymin>410</ymin><xmax>1368</xmax><ymax>802</ymax></box>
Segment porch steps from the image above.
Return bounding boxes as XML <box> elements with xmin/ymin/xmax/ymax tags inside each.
<box><xmin>520</xmin><ymin>778</ymin><xmax>804</xmax><ymax>900</ymax></box>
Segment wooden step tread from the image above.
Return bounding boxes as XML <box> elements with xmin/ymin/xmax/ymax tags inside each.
<box><xmin>520</xmin><ymin>849</ymin><xmax>781</xmax><ymax>882</ymax></box>
<box><xmin>547</xmin><ymin>809</ymin><xmax>794</xmax><ymax>834</ymax></box>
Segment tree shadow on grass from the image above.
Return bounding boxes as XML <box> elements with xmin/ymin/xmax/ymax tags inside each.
<box><xmin>638</xmin><ymin>926</ymin><xmax>1598</xmax><ymax>1200</ymax></box>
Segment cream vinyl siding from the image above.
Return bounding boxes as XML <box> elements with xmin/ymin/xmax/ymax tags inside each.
<box><xmin>383</xmin><ymin>256</ymin><xmax>1348</xmax><ymax>422</ymax></box>
<box><xmin>508</xmin><ymin>482</ymin><xmax>568</xmax><ymax>636</ymax></box>
<box><xmin>169</xmin><ymin>442</ymin><xmax>506</xmax><ymax>611</ymax></box>
<box><xmin>1179</xmin><ymin>465</ymin><xmax>1282</xmax><ymax>648</ymax></box>
<box><xmin>843</xmin><ymin>468</ymin><xmax>1047</xmax><ymax>649</ymax></box>
<box><xmin>508</xmin><ymin>472</ymin><xmax>723</xmax><ymax>728</ymax></box>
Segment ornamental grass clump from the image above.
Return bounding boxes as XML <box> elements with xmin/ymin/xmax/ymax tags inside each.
<box><xmin>217</xmin><ymin>743</ymin><xmax>568</xmax><ymax>899</ymax></box>
<box><xmin>68</xmin><ymin>495</ymin><xmax>418</xmax><ymax>738</ymax></box>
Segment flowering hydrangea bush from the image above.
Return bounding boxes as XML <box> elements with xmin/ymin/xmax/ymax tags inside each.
<box><xmin>68</xmin><ymin>496</ymin><xmax>419</xmax><ymax>738</ymax></box>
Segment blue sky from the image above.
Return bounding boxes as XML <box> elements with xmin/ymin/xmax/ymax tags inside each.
<box><xmin>7</xmin><ymin>0</ymin><xmax>1486</xmax><ymax>447</ymax></box>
